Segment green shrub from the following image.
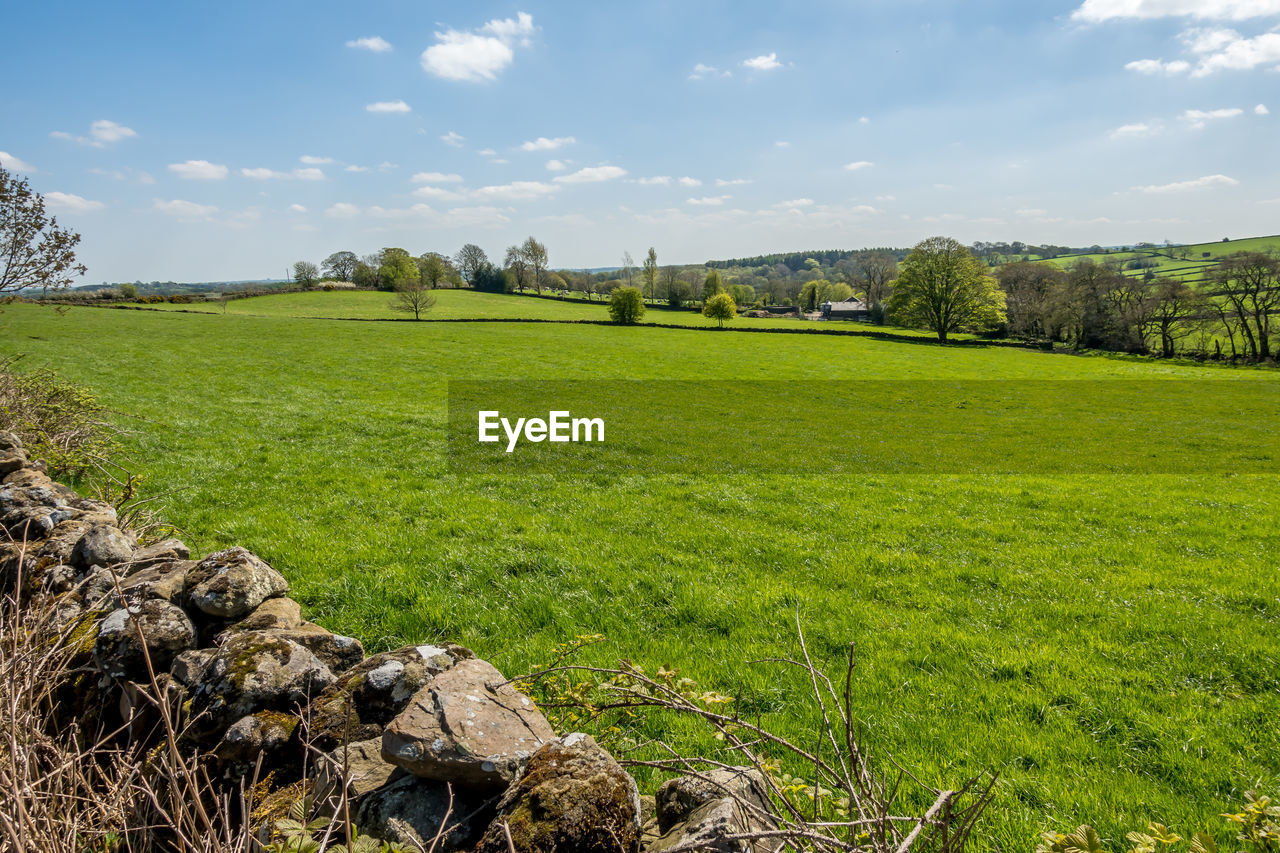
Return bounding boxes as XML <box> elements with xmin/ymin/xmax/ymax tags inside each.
<box><xmin>0</xmin><ymin>354</ymin><xmax>118</xmax><ymax>477</ymax></box>
<box><xmin>608</xmin><ymin>286</ymin><xmax>645</xmax><ymax>324</ymax></box>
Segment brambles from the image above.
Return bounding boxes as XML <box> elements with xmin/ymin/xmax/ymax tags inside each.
<box><xmin>0</xmin><ymin>354</ymin><xmax>118</xmax><ymax>477</ymax></box>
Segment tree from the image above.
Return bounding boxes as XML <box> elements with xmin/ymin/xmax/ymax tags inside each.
<box><xmin>621</xmin><ymin>251</ymin><xmax>636</xmax><ymax>289</ymax></box>
<box><xmin>454</xmin><ymin>243</ymin><xmax>488</xmax><ymax>286</ymax></box>
<box><xmin>416</xmin><ymin>252</ymin><xmax>452</xmax><ymax>289</ymax></box>
<box><xmin>855</xmin><ymin>252</ymin><xmax>897</xmax><ymax>312</ymax></box>
<box><xmin>378</xmin><ymin>248</ymin><xmax>417</xmax><ymax>292</ymax></box>
<box><xmin>472</xmin><ymin>261</ymin><xmax>512</xmax><ymax>293</ymax></box>
<box><xmin>1143</xmin><ymin>278</ymin><xmax>1205</xmax><ymax>358</ymax></box>
<box><xmin>888</xmin><ymin>236</ymin><xmax>1005</xmax><ymax>342</ymax></box>
<box><xmin>642</xmin><ymin>247</ymin><xmax>658</xmax><ymax>301</ymax></box>
<box><xmin>996</xmin><ymin>261</ymin><xmax>1067</xmax><ymax>340</ymax></box>
<box><xmin>292</xmin><ymin>261</ymin><xmax>319</xmax><ymax>289</ymax></box>
<box><xmin>118</xmin><ymin>282</ymin><xmax>139</xmax><ymax>300</ymax></box>
<box><xmin>390</xmin><ymin>280</ymin><xmax>437</xmax><ymax>320</ymax></box>
<box><xmin>322</xmin><ymin>250</ymin><xmax>357</xmax><ymax>282</ymax></box>
<box><xmin>1212</xmin><ymin>252</ymin><xmax>1279</xmax><ymax>361</ymax></box>
<box><xmin>351</xmin><ymin>261</ymin><xmax>378</xmax><ymax>290</ymax></box>
<box><xmin>703</xmin><ymin>268</ymin><xmax>723</xmax><ymax>298</ymax></box>
<box><xmin>0</xmin><ymin>163</ymin><xmax>87</xmax><ymax>294</ymax></box>
<box><xmin>608</xmin><ymin>286</ymin><xmax>646</xmax><ymax>324</ymax></box>
<box><xmin>505</xmin><ymin>244</ymin><xmax>531</xmax><ymax>291</ymax></box>
<box><xmin>521</xmin><ymin>236</ymin><xmax>548</xmax><ymax>294</ymax></box>
<box><xmin>703</xmin><ymin>292</ymin><xmax>737</xmax><ymax>328</ymax></box>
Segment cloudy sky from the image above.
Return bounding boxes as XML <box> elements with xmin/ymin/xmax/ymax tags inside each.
<box><xmin>2</xmin><ymin>0</ymin><xmax>1277</xmax><ymax>282</ymax></box>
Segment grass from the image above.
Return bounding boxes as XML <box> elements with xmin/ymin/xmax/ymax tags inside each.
<box><xmin>2</xmin><ymin>299</ymin><xmax>1277</xmax><ymax>851</ymax></box>
<box><xmin>1036</xmin><ymin>234</ymin><xmax>1280</xmax><ymax>285</ymax></box>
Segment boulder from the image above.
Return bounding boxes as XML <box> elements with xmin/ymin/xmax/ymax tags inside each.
<box><xmin>308</xmin><ymin>643</ymin><xmax>472</xmax><ymax>751</ymax></box>
<box><xmin>474</xmin><ymin>733</ymin><xmax>642</xmax><ymax>853</ymax></box>
<box><xmin>213</xmin><ymin>710</ymin><xmax>301</xmax><ymax>765</ymax></box>
<box><xmin>382</xmin><ymin>658</ymin><xmax>555</xmax><ymax>790</ymax></box>
<box><xmin>127</xmin><ymin>538</ymin><xmax>191</xmax><ymax>570</ymax></box>
<box><xmin>650</xmin><ymin>768</ymin><xmax>777</xmax><ymax>853</ymax></box>
<box><xmin>218</xmin><ymin>620</ymin><xmax>363</xmax><ymax>675</ymax></box>
<box><xmin>93</xmin><ymin>599</ymin><xmax>197</xmax><ymax>678</ymax></box>
<box><xmin>314</xmin><ymin>737</ymin><xmax>400</xmax><ymax>808</ymax></box>
<box><xmin>227</xmin><ymin>597</ymin><xmax>304</xmax><ymax>632</ymax></box>
<box><xmin>0</xmin><ymin>432</ymin><xmax>22</xmax><ymax>453</ymax></box>
<box><xmin>354</xmin><ymin>771</ymin><xmax>484</xmax><ymax>851</ymax></box>
<box><xmin>171</xmin><ymin>647</ymin><xmax>217</xmax><ymax>688</ymax></box>
<box><xmin>71</xmin><ymin>524</ymin><xmax>135</xmax><ymax>569</ymax></box>
<box><xmin>116</xmin><ymin>560</ymin><xmax>191</xmax><ymax>606</ymax></box>
<box><xmin>186</xmin><ymin>631</ymin><xmax>334</xmax><ymax>738</ymax></box>
<box><xmin>0</xmin><ymin>450</ymin><xmax>27</xmax><ymax>477</ymax></box>
<box><xmin>185</xmin><ymin>547</ymin><xmax>288</xmax><ymax>618</ymax></box>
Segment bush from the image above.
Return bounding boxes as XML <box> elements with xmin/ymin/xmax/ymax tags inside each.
<box><xmin>608</xmin><ymin>286</ymin><xmax>645</xmax><ymax>324</ymax></box>
<box><xmin>0</xmin><ymin>354</ymin><xmax>118</xmax><ymax>478</ymax></box>
<box><xmin>702</xmin><ymin>292</ymin><xmax>737</xmax><ymax>328</ymax></box>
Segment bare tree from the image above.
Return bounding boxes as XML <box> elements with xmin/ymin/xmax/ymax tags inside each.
<box><xmin>621</xmin><ymin>251</ymin><xmax>635</xmax><ymax>289</ymax></box>
<box><xmin>321</xmin><ymin>251</ymin><xmax>357</xmax><ymax>282</ymax></box>
<box><xmin>454</xmin><ymin>243</ymin><xmax>488</xmax><ymax>287</ymax></box>
<box><xmin>1</xmin><ymin>163</ymin><xmax>87</xmax><ymax>295</ymax></box>
<box><xmin>1142</xmin><ymin>278</ymin><xmax>1205</xmax><ymax>358</ymax></box>
<box><xmin>390</xmin><ymin>280</ymin><xmax>437</xmax><ymax>320</ymax></box>
<box><xmin>521</xmin><ymin>236</ymin><xmax>548</xmax><ymax>294</ymax></box>
<box><xmin>1211</xmin><ymin>252</ymin><xmax>1279</xmax><ymax>361</ymax></box>
<box><xmin>642</xmin><ymin>247</ymin><xmax>658</xmax><ymax>301</ymax></box>
<box><xmin>291</xmin><ymin>261</ymin><xmax>319</xmax><ymax>290</ymax></box>
<box><xmin>504</xmin><ymin>245</ymin><xmax>531</xmax><ymax>291</ymax></box>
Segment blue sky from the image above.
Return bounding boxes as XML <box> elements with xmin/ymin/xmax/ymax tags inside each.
<box><xmin>2</xmin><ymin>0</ymin><xmax>1278</xmax><ymax>282</ymax></box>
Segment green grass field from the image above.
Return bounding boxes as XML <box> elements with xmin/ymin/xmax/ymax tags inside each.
<box><xmin>1038</xmin><ymin>234</ymin><xmax>1280</xmax><ymax>285</ymax></box>
<box><xmin>3</xmin><ymin>298</ymin><xmax>1277</xmax><ymax>851</ymax></box>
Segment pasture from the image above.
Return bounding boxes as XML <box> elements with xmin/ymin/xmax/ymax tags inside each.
<box><xmin>2</xmin><ymin>299</ymin><xmax>1277</xmax><ymax>851</ymax></box>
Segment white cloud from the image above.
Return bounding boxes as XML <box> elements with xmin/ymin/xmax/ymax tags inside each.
<box><xmin>346</xmin><ymin>36</ymin><xmax>392</xmax><ymax>52</ymax></box>
<box><xmin>716</xmin><ymin>178</ymin><xmax>752</xmax><ymax>186</ymax></box>
<box><xmin>446</xmin><ymin>205</ymin><xmax>512</xmax><ymax>227</ymax></box>
<box><xmin>554</xmin><ymin>165</ymin><xmax>627</xmax><ymax>183</ymax></box>
<box><xmin>299</xmin><ymin>155</ymin><xmax>333</xmax><ymax>165</ymax></box>
<box><xmin>413</xmin><ymin>185</ymin><xmax>466</xmax><ymax>200</ymax></box>
<box><xmin>472</xmin><ymin>180</ymin><xmax>558</xmax><ymax>200</ymax></box>
<box><xmin>441</xmin><ymin>131</ymin><xmax>465</xmax><ymax>147</ymax></box>
<box><xmin>294</xmin><ymin>167</ymin><xmax>325</xmax><ymax>181</ymax></box>
<box><xmin>1182</xmin><ymin>106</ymin><xmax>1244</xmax><ymax>127</ymax></box>
<box><xmin>774</xmin><ymin>141</ymin><xmax>791</xmax><ymax>148</ymax></box>
<box><xmin>636</xmin><ymin>176</ymin><xmax>672</xmax><ymax>185</ymax></box>
<box><xmin>678</xmin><ymin>176</ymin><xmax>702</xmax><ymax>187</ymax></box>
<box><xmin>773</xmin><ymin>198</ymin><xmax>814</xmax><ymax>208</ymax></box>
<box><xmin>520</xmin><ymin>136</ymin><xmax>575</xmax><ymax>151</ymax></box>
<box><xmin>153</xmin><ymin>198</ymin><xmax>217</xmax><ymax>219</ymax></box>
<box><xmin>1073</xmin><ymin>0</ymin><xmax>1280</xmax><ymax>21</ymax></box>
<box><xmin>366</xmin><ymin>100</ymin><xmax>411</xmax><ymax>113</ymax></box>
<box><xmin>168</xmin><ymin>160</ymin><xmax>228</xmax><ymax>180</ymax></box>
<box><xmin>241</xmin><ymin>167</ymin><xmax>285</xmax><ymax>179</ymax></box>
<box><xmin>1133</xmin><ymin>173</ymin><xmax>1239</xmax><ymax>192</ymax></box>
<box><xmin>378</xmin><ymin>161</ymin><xmax>398</xmax><ymax>171</ymax></box>
<box><xmin>843</xmin><ymin>160</ymin><xmax>874</xmax><ymax>171</ymax></box>
<box><xmin>1125</xmin><ymin>58</ymin><xmax>1191</xmax><ymax>73</ymax></box>
<box><xmin>89</xmin><ymin>119</ymin><xmax>136</xmax><ymax>144</ymax></box>
<box><xmin>858</xmin><ymin>116</ymin><xmax>871</xmax><ymax>125</ymax></box>
<box><xmin>44</xmin><ymin>192</ymin><xmax>104</xmax><ymax>213</ymax></box>
<box><xmin>1189</xmin><ymin>30</ymin><xmax>1280</xmax><ymax>75</ymax></box>
<box><xmin>478</xmin><ymin>148</ymin><xmax>497</xmax><ymax>157</ymax></box>
<box><xmin>412</xmin><ymin>172</ymin><xmax>464</xmax><ymax>184</ymax></box>
<box><xmin>421</xmin><ymin>13</ymin><xmax>535</xmax><ymax>83</ymax></box>
<box><xmin>1182</xmin><ymin>26</ymin><xmax>1243</xmax><ymax>52</ymax></box>
<box><xmin>288</xmin><ymin>204</ymin><xmax>307</xmax><ymax>213</ymax></box>
<box><xmin>545</xmin><ymin>159</ymin><xmax>567</xmax><ymax>172</ymax></box>
<box><xmin>1016</xmin><ymin>208</ymin><xmax>1049</xmax><ymax>217</ymax></box>
<box><xmin>742</xmin><ymin>52</ymin><xmax>782</xmax><ymax>70</ymax></box>
<box><xmin>241</xmin><ymin>166</ymin><xmax>325</xmax><ymax>180</ymax></box>
<box><xmin>326</xmin><ymin>202</ymin><xmax>361</xmax><ymax>217</ymax></box>
<box><xmin>0</xmin><ymin>151</ymin><xmax>36</xmax><ymax>172</ymax></box>
<box><xmin>345</xmin><ymin>165</ymin><xmax>369</xmax><ymax>172</ymax></box>
<box><xmin>875</xmin><ymin>194</ymin><xmax>896</xmax><ymax>201</ymax></box>
<box><xmin>50</xmin><ymin>119</ymin><xmax>137</xmax><ymax>148</ymax></box>
<box><xmin>1110</xmin><ymin>121</ymin><xmax>1162</xmax><ymax>137</ymax></box>
<box><xmin>1257</xmin><ymin>102</ymin><xmax>1271</xmax><ymax>113</ymax></box>
<box><xmin>687</xmin><ymin>195</ymin><xmax>730</xmax><ymax>205</ymax></box>
<box><xmin>689</xmin><ymin>63</ymin><xmax>731</xmax><ymax>80</ymax></box>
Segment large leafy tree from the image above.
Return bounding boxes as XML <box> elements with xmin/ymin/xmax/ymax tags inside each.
<box><xmin>292</xmin><ymin>260</ymin><xmax>319</xmax><ymax>289</ymax></box>
<box><xmin>521</xmin><ymin>236</ymin><xmax>548</xmax><ymax>294</ymax></box>
<box><xmin>377</xmin><ymin>248</ymin><xmax>418</xmax><ymax>292</ymax></box>
<box><xmin>888</xmin><ymin>236</ymin><xmax>1006</xmax><ymax>342</ymax></box>
<box><xmin>608</xmin><ymin>286</ymin><xmax>645</xmax><ymax>324</ymax></box>
<box><xmin>454</xmin><ymin>243</ymin><xmax>488</xmax><ymax>286</ymax></box>
<box><xmin>1</xmin><ymin>163</ymin><xmax>87</xmax><ymax>294</ymax></box>
<box><xmin>322</xmin><ymin>250</ymin><xmax>358</xmax><ymax>281</ymax></box>
<box><xmin>702</xmin><ymin>292</ymin><xmax>737</xmax><ymax>328</ymax></box>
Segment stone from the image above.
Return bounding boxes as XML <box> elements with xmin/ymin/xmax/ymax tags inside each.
<box><xmin>308</xmin><ymin>643</ymin><xmax>472</xmax><ymax>751</ymax></box>
<box><xmin>218</xmin><ymin>619</ymin><xmax>363</xmax><ymax>675</ymax></box>
<box><xmin>2</xmin><ymin>504</ymin><xmax>57</xmax><ymax>539</ymax></box>
<box><xmin>214</xmin><ymin>710</ymin><xmax>301</xmax><ymax>764</ymax></box>
<box><xmin>313</xmin><ymin>737</ymin><xmax>400</xmax><ymax>808</ymax></box>
<box><xmin>116</xmin><ymin>560</ymin><xmax>191</xmax><ymax>606</ymax></box>
<box><xmin>0</xmin><ymin>451</ymin><xmax>27</xmax><ymax>477</ymax></box>
<box><xmin>93</xmin><ymin>599</ymin><xmax>197</xmax><ymax>678</ymax></box>
<box><xmin>127</xmin><ymin>538</ymin><xmax>191</xmax><ymax>570</ymax></box>
<box><xmin>227</xmin><ymin>597</ymin><xmax>304</xmax><ymax>632</ymax></box>
<box><xmin>186</xmin><ymin>631</ymin><xmax>334</xmax><ymax>738</ymax></box>
<box><xmin>650</xmin><ymin>768</ymin><xmax>777</xmax><ymax>853</ymax></box>
<box><xmin>474</xmin><ymin>733</ymin><xmax>642</xmax><ymax>853</ymax></box>
<box><xmin>354</xmin><ymin>771</ymin><xmax>483</xmax><ymax>851</ymax></box>
<box><xmin>171</xmin><ymin>647</ymin><xmax>217</xmax><ymax>687</ymax></box>
<box><xmin>0</xmin><ymin>431</ymin><xmax>22</xmax><ymax>453</ymax></box>
<box><xmin>185</xmin><ymin>547</ymin><xmax>288</xmax><ymax>618</ymax></box>
<box><xmin>382</xmin><ymin>658</ymin><xmax>555</xmax><ymax>790</ymax></box>
<box><xmin>71</xmin><ymin>524</ymin><xmax>135</xmax><ymax>569</ymax></box>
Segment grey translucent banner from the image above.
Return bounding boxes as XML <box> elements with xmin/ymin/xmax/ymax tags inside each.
<box><xmin>447</xmin><ymin>380</ymin><xmax>1279</xmax><ymax>475</ymax></box>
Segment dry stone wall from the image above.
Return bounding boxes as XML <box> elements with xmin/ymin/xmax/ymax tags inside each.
<box><xmin>0</xmin><ymin>431</ymin><xmax>773</xmax><ymax>852</ymax></box>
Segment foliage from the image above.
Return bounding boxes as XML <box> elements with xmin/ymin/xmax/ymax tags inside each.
<box><xmin>292</xmin><ymin>261</ymin><xmax>319</xmax><ymax>290</ymax></box>
<box><xmin>703</xmin><ymin>268</ymin><xmax>723</xmax><ymax>297</ymax></box>
<box><xmin>1036</xmin><ymin>792</ymin><xmax>1278</xmax><ymax>853</ymax></box>
<box><xmin>471</xmin><ymin>261</ymin><xmax>512</xmax><ymax>293</ymax></box>
<box><xmin>376</xmin><ymin>249</ymin><xmax>416</xmax><ymax>293</ymax></box>
<box><xmin>0</xmin><ymin>353</ymin><xmax>119</xmax><ymax>477</ymax></box>
<box><xmin>118</xmin><ymin>282</ymin><xmax>139</xmax><ymax>300</ymax></box>
<box><xmin>454</xmin><ymin>243</ymin><xmax>488</xmax><ymax>285</ymax></box>
<box><xmin>521</xmin><ymin>236</ymin><xmax>548</xmax><ymax>294</ymax></box>
<box><xmin>608</xmin><ymin>286</ymin><xmax>645</xmax><ymax>324</ymax></box>
<box><xmin>415</xmin><ymin>252</ymin><xmax>452</xmax><ymax>290</ymax></box>
<box><xmin>889</xmin><ymin>237</ymin><xmax>1007</xmax><ymax>342</ymax></box>
<box><xmin>702</xmin><ymin>291</ymin><xmax>737</xmax><ymax>327</ymax></box>
<box><xmin>322</xmin><ymin>251</ymin><xmax>358</xmax><ymax>282</ymax></box>
<box><xmin>0</xmin><ymin>163</ymin><xmax>87</xmax><ymax>294</ymax></box>
<box><xmin>642</xmin><ymin>247</ymin><xmax>659</xmax><ymax>299</ymax></box>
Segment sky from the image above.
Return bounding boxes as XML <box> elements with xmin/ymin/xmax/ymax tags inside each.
<box><xmin>2</xmin><ymin>0</ymin><xmax>1278</xmax><ymax>283</ymax></box>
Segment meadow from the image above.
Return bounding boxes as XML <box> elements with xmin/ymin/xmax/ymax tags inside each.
<box><xmin>1038</xmin><ymin>234</ymin><xmax>1280</xmax><ymax>285</ymax></box>
<box><xmin>2</xmin><ymin>296</ymin><xmax>1278</xmax><ymax>851</ymax></box>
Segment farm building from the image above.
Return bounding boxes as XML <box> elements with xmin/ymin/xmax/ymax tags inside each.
<box><xmin>821</xmin><ymin>298</ymin><xmax>870</xmax><ymax>320</ymax></box>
